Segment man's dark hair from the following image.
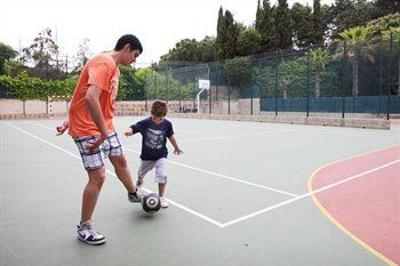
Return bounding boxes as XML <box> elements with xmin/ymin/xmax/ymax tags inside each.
<box><xmin>115</xmin><ymin>34</ymin><xmax>143</xmax><ymax>53</ymax></box>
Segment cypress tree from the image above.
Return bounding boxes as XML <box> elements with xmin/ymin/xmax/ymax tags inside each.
<box><xmin>258</xmin><ymin>0</ymin><xmax>276</xmax><ymax>52</ymax></box>
<box><xmin>216</xmin><ymin>7</ymin><xmax>227</xmax><ymax>60</ymax></box>
<box><xmin>275</xmin><ymin>0</ymin><xmax>293</xmax><ymax>49</ymax></box>
<box><xmin>313</xmin><ymin>0</ymin><xmax>324</xmax><ymax>47</ymax></box>
<box><xmin>255</xmin><ymin>0</ymin><xmax>262</xmax><ymax>32</ymax></box>
<box><xmin>224</xmin><ymin>10</ymin><xmax>238</xmax><ymax>59</ymax></box>
<box><xmin>291</xmin><ymin>3</ymin><xmax>314</xmax><ymax>48</ymax></box>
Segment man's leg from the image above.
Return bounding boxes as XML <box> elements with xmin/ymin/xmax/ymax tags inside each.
<box><xmin>81</xmin><ymin>167</ymin><xmax>105</xmax><ymax>222</ymax></box>
<box><xmin>78</xmin><ymin>167</ymin><xmax>107</xmax><ymax>245</ymax></box>
<box><xmin>109</xmin><ymin>154</ymin><xmax>136</xmax><ymax>193</ymax></box>
<box><xmin>73</xmin><ymin>135</ymin><xmax>106</xmax><ymax>245</ymax></box>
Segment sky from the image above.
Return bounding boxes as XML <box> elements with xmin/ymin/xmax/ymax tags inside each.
<box><xmin>0</xmin><ymin>0</ymin><xmax>335</xmax><ymax>67</ymax></box>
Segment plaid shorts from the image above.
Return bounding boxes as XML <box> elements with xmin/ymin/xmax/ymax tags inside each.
<box><xmin>74</xmin><ymin>132</ymin><xmax>123</xmax><ymax>170</ymax></box>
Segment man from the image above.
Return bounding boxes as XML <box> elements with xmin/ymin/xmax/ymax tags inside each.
<box><xmin>57</xmin><ymin>34</ymin><xmax>144</xmax><ymax>245</ymax></box>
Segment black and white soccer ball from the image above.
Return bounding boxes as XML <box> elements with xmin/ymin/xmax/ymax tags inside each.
<box><xmin>141</xmin><ymin>193</ymin><xmax>161</xmax><ymax>214</ymax></box>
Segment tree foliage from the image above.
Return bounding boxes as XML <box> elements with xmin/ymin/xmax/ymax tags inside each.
<box><xmin>275</xmin><ymin>0</ymin><xmax>293</xmax><ymax>49</ymax></box>
<box><xmin>291</xmin><ymin>3</ymin><xmax>314</xmax><ymax>48</ymax></box>
<box><xmin>0</xmin><ymin>43</ymin><xmax>17</xmax><ymax>75</ymax></box>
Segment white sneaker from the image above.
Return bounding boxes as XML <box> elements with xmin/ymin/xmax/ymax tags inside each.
<box><xmin>160</xmin><ymin>197</ymin><xmax>169</xmax><ymax>208</ymax></box>
<box><xmin>77</xmin><ymin>221</ymin><xmax>106</xmax><ymax>245</ymax></box>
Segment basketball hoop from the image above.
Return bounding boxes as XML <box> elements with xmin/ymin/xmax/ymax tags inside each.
<box><xmin>198</xmin><ymin>79</ymin><xmax>210</xmax><ymax>91</ymax></box>
<box><xmin>196</xmin><ymin>80</ymin><xmax>210</xmax><ymax>114</ymax></box>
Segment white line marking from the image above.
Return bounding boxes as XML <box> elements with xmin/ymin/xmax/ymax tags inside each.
<box><xmin>6</xmin><ymin>121</ymin><xmax>224</xmax><ymax>228</ymax></box>
<box><xmin>24</xmin><ymin>121</ymin><xmax>398</xmax><ymax>228</ymax></box>
<box><xmin>124</xmin><ymin>147</ymin><xmax>298</xmax><ymax>197</ymax></box>
<box><xmin>25</xmin><ymin>121</ymin><xmax>299</xmax><ymax>197</ymax></box>
<box><xmin>181</xmin><ymin>129</ymin><xmax>296</xmax><ymax>143</ymax></box>
<box><xmin>25</xmin><ymin>121</ymin><xmax>55</xmax><ymax>130</ymax></box>
<box><xmin>304</xmin><ymin>129</ymin><xmax>400</xmax><ymax>140</ymax></box>
<box><xmin>221</xmin><ymin>158</ymin><xmax>400</xmax><ymax>227</ymax></box>
<box><xmin>178</xmin><ymin>129</ymin><xmax>225</xmax><ymax>137</ymax></box>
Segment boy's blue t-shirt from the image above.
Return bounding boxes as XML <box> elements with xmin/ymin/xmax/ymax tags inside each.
<box><xmin>130</xmin><ymin>117</ymin><xmax>174</xmax><ymax>160</ymax></box>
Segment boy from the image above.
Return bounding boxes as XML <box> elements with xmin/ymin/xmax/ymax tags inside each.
<box><xmin>124</xmin><ymin>101</ymin><xmax>183</xmax><ymax>208</ymax></box>
<box><xmin>56</xmin><ymin>34</ymin><xmax>144</xmax><ymax>245</ymax></box>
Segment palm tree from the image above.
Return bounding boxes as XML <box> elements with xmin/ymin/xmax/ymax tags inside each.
<box><xmin>335</xmin><ymin>26</ymin><xmax>375</xmax><ymax>96</ymax></box>
<box><xmin>309</xmin><ymin>49</ymin><xmax>330</xmax><ymax>97</ymax></box>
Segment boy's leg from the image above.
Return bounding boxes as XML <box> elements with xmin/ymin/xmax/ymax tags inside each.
<box><xmin>154</xmin><ymin>158</ymin><xmax>168</xmax><ymax>208</ymax></box>
<box><xmin>158</xmin><ymin>183</ymin><xmax>167</xmax><ymax>198</ymax></box>
<box><xmin>137</xmin><ymin>160</ymin><xmax>156</xmax><ymax>188</ymax></box>
<box><xmin>136</xmin><ymin>176</ymin><xmax>144</xmax><ymax>187</ymax></box>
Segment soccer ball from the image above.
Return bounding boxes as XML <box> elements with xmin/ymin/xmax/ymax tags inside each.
<box><xmin>141</xmin><ymin>193</ymin><xmax>161</xmax><ymax>214</ymax></box>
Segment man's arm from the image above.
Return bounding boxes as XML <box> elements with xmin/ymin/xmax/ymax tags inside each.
<box><xmin>85</xmin><ymin>85</ymin><xmax>108</xmax><ymax>151</ymax></box>
<box><xmin>56</xmin><ymin>119</ymin><xmax>69</xmax><ymax>136</ymax></box>
<box><xmin>56</xmin><ymin>97</ymin><xmax>72</xmax><ymax>135</ymax></box>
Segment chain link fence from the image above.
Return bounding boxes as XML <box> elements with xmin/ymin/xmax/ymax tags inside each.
<box><xmin>144</xmin><ymin>36</ymin><xmax>400</xmax><ymax>119</ymax></box>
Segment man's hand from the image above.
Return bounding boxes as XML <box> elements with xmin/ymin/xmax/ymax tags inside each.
<box><xmin>124</xmin><ymin>129</ymin><xmax>133</xmax><ymax>137</ymax></box>
<box><xmin>56</xmin><ymin>120</ymin><xmax>69</xmax><ymax>136</ymax></box>
<box><xmin>173</xmin><ymin>148</ymin><xmax>183</xmax><ymax>155</ymax></box>
<box><xmin>85</xmin><ymin>135</ymin><xmax>107</xmax><ymax>152</ymax></box>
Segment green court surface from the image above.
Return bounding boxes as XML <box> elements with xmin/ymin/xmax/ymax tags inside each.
<box><xmin>1</xmin><ymin>117</ymin><xmax>399</xmax><ymax>266</ymax></box>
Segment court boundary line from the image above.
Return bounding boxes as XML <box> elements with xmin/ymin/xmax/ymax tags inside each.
<box><xmin>220</xmin><ymin>157</ymin><xmax>400</xmax><ymax>228</ymax></box>
<box><xmin>307</xmin><ymin>145</ymin><xmax>400</xmax><ymax>266</ymax></box>
<box><xmin>181</xmin><ymin>129</ymin><xmax>296</xmax><ymax>143</ymax></box>
<box><xmin>14</xmin><ymin>121</ymin><xmax>400</xmax><ymax>231</ymax></box>
<box><xmin>26</xmin><ymin>121</ymin><xmax>299</xmax><ymax>197</ymax></box>
<box><xmin>5</xmin><ymin>121</ymin><xmax>224</xmax><ymax>228</ymax></box>
<box><xmin>124</xmin><ymin>147</ymin><xmax>298</xmax><ymax>197</ymax></box>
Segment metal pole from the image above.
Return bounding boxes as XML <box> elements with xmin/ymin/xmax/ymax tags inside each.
<box><xmin>306</xmin><ymin>50</ymin><xmax>310</xmax><ymax>118</ymax></box>
<box><xmin>387</xmin><ymin>32</ymin><xmax>393</xmax><ymax>120</ymax></box>
<box><xmin>251</xmin><ymin>86</ymin><xmax>254</xmax><ymax>115</ymax></box>
<box><xmin>208</xmin><ymin>64</ymin><xmax>211</xmax><ymax>114</ymax></box>
<box><xmin>65</xmin><ymin>55</ymin><xmax>69</xmax><ymax>76</ymax></box>
<box><xmin>228</xmin><ymin>82</ymin><xmax>231</xmax><ymax>115</ymax></box>
<box><xmin>342</xmin><ymin>41</ymin><xmax>347</xmax><ymax>119</ymax></box>
<box><xmin>144</xmin><ymin>78</ymin><xmax>148</xmax><ymax>112</ymax></box>
<box><xmin>165</xmin><ymin>65</ymin><xmax>169</xmax><ymax>103</ymax></box>
<box><xmin>154</xmin><ymin>66</ymin><xmax>157</xmax><ymax>100</ymax></box>
<box><xmin>275</xmin><ymin>51</ymin><xmax>279</xmax><ymax>116</ymax></box>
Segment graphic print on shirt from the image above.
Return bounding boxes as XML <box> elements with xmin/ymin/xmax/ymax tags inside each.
<box><xmin>144</xmin><ymin>128</ymin><xmax>164</xmax><ymax>150</ymax></box>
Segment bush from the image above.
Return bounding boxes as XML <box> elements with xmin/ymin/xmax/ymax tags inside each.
<box><xmin>0</xmin><ymin>71</ymin><xmax>77</xmax><ymax>100</ymax></box>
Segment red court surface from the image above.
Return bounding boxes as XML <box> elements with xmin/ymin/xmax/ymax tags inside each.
<box><xmin>310</xmin><ymin>145</ymin><xmax>400</xmax><ymax>265</ymax></box>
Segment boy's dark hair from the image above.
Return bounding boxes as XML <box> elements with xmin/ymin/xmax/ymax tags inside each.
<box><xmin>115</xmin><ymin>34</ymin><xmax>143</xmax><ymax>53</ymax></box>
<box><xmin>151</xmin><ymin>101</ymin><xmax>168</xmax><ymax>117</ymax></box>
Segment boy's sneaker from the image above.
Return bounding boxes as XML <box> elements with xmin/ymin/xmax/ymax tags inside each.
<box><xmin>77</xmin><ymin>221</ymin><xmax>106</xmax><ymax>245</ymax></box>
<box><xmin>160</xmin><ymin>197</ymin><xmax>169</xmax><ymax>208</ymax></box>
<box><xmin>128</xmin><ymin>189</ymin><xmax>146</xmax><ymax>203</ymax></box>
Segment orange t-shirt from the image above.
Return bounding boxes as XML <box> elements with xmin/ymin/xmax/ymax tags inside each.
<box><xmin>68</xmin><ymin>53</ymin><xmax>120</xmax><ymax>137</ymax></box>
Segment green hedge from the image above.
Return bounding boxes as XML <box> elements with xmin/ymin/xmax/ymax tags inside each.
<box><xmin>0</xmin><ymin>72</ymin><xmax>77</xmax><ymax>100</ymax></box>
